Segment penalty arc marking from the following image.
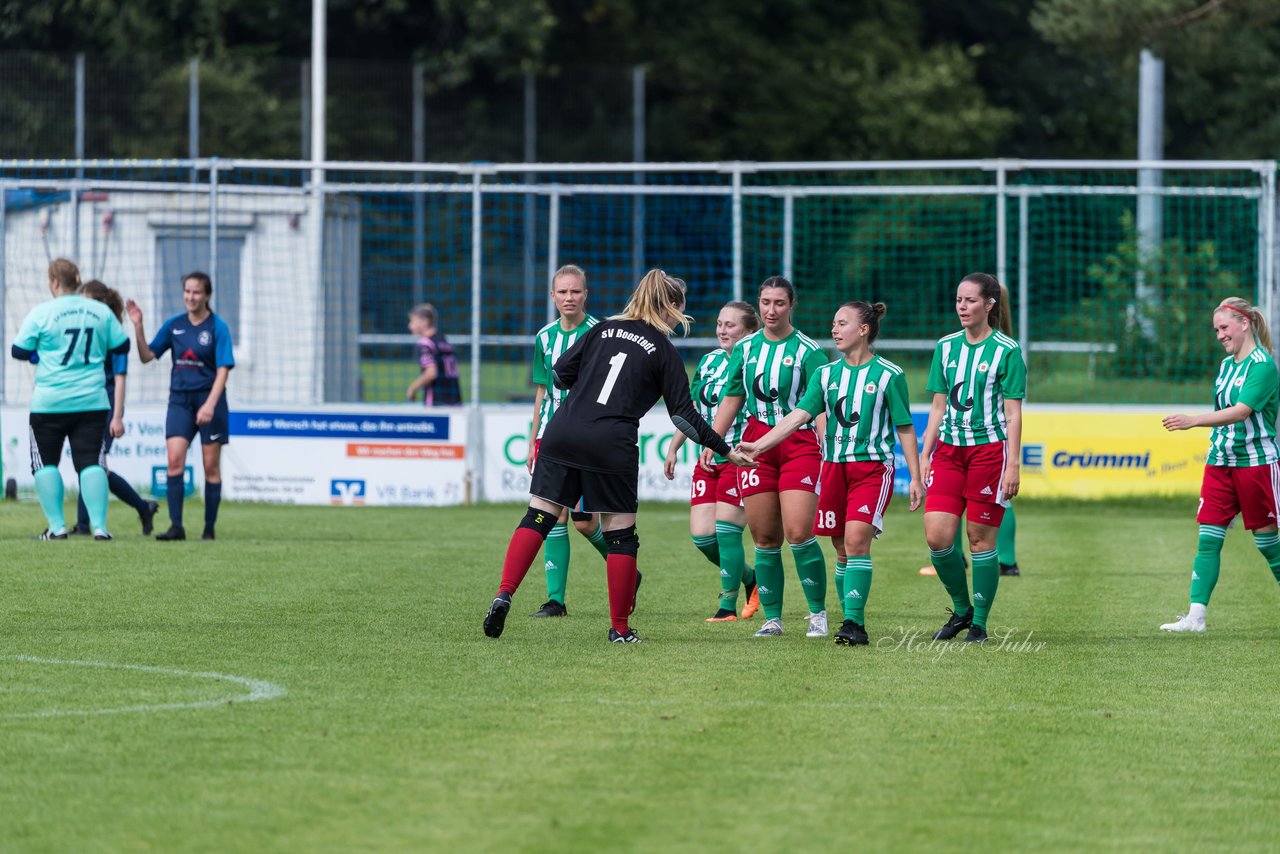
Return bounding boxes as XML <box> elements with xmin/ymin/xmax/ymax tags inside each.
<box><xmin>0</xmin><ymin>655</ymin><xmax>287</xmax><ymax>719</ymax></box>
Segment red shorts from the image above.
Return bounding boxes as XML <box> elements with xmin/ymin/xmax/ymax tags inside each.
<box><xmin>1197</xmin><ymin>462</ymin><xmax>1280</xmax><ymax>530</ymax></box>
<box><xmin>739</xmin><ymin>417</ymin><xmax>821</xmax><ymax>498</ymax></box>
<box><xmin>924</xmin><ymin>440</ymin><xmax>1008</xmax><ymax>527</ymax></box>
<box><xmin>814</xmin><ymin>460</ymin><xmax>895</xmax><ymax>537</ymax></box>
<box><xmin>691</xmin><ymin>460</ymin><xmax>742</xmax><ymax>507</ymax></box>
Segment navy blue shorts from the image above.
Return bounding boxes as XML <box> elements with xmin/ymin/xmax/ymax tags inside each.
<box><xmin>166</xmin><ymin>390</ymin><xmax>230</xmax><ymax>445</ymax></box>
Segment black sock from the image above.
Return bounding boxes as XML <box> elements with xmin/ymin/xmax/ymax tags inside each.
<box><xmin>108</xmin><ymin>471</ymin><xmax>148</xmax><ymax>513</ymax></box>
<box><xmin>75</xmin><ymin>494</ymin><xmax>90</xmax><ymax>530</ymax></box>
<box><xmin>205</xmin><ymin>482</ymin><xmax>222</xmax><ymax>531</ymax></box>
<box><xmin>167</xmin><ymin>474</ymin><xmax>184</xmax><ymax>528</ymax></box>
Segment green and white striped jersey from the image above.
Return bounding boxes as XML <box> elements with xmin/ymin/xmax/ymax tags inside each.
<box><xmin>691</xmin><ymin>348</ymin><xmax>748</xmax><ymax>462</ymax></box>
<box><xmin>926</xmin><ymin>330</ymin><xmax>1026</xmax><ymax>446</ymax></box>
<box><xmin>722</xmin><ymin>328</ymin><xmax>829</xmax><ymax>428</ymax></box>
<box><xmin>797</xmin><ymin>356</ymin><xmax>912</xmax><ymax>462</ymax></box>
<box><xmin>1207</xmin><ymin>347</ymin><xmax>1279</xmax><ymax>467</ymax></box>
<box><xmin>532</xmin><ymin>315</ymin><xmax>598</xmax><ymax>439</ymax></box>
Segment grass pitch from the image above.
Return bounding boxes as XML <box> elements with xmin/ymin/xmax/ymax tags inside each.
<box><xmin>2</xmin><ymin>497</ymin><xmax>1279</xmax><ymax>851</ymax></box>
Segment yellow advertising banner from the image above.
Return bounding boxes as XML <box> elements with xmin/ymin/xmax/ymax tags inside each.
<box><xmin>1019</xmin><ymin>410</ymin><xmax>1208</xmax><ymax>498</ymax></box>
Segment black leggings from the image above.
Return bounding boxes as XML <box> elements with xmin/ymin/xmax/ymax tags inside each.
<box><xmin>29</xmin><ymin>410</ymin><xmax>107</xmax><ymax>473</ymax></box>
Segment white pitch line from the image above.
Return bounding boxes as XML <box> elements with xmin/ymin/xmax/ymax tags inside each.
<box><xmin>0</xmin><ymin>655</ymin><xmax>286</xmax><ymax>719</ymax></box>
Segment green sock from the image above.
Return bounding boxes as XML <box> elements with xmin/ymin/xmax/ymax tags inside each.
<box><xmin>834</xmin><ymin>558</ymin><xmax>847</xmax><ymax>602</ymax></box>
<box><xmin>1190</xmin><ymin>525</ymin><xmax>1226</xmax><ymax>605</ymax></box>
<box><xmin>998</xmin><ymin>505</ymin><xmax>1017</xmax><ymax>565</ymax></box>
<box><xmin>585</xmin><ymin>522</ymin><xmax>609</xmax><ymax>560</ymax></box>
<box><xmin>755</xmin><ymin>546</ymin><xmax>784</xmax><ymax>620</ymax></box>
<box><xmin>544</xmin><ymin>523</ymin><xmax>570</xmax><ymax>604</ymax></box>
<box><xmin>1255</xmin><ymin>530</ymin><xmax>1280</xmax><ymax>585</ymax></box>
<box><xmin>34</xmin><ymin>466</ymin><xmax>66</xmax><ymax>533</ymax></box>
<box><xmin>692</xmin><ymin>533</ymin><xmax>719</xmax><ymax>567</ymax></box>
<box><xmin>79</xmin><ymin>465</ymin><xmax>109</xmax><ymax>532</ymax></box>
<box><xmin>791</xmin><ymin>537</ymin><xmax>827</xmax><ymax>614</ymax></box>
<box><xmin>844</xmin><ymin>556</ymin><xmax>872</xmax><ymax>624</ymax></box>
<box><xmin>971</xmin><ymin>547</ymin><xmax>999</xmax><ymax>630</ymax></box>
<box><xmin>715</xmin><ymin>521</ymin><xmax>747</xmax><ymax>610</ymax></box>
<box><xmin>742</xmin><ymin>565</ymin><xmax>757</xmax><ymax>589</ymax></box>
<box><xmin>929</xmin><ymin>544</ymin><xmax>971</xmax><ymax>614</ymax></box>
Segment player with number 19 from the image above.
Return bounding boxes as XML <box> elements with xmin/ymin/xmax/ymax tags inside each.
<box><xmin>11</xmin><ymin>258</ymin><xmax>131</xmax><ymax>540</ymax></box>
<box><xmin>736</xmin><ymin>302</ymin><xmax>922</xmax><ymax>645</ymax></box>
<box><xmin>702</xmin><ymin>277</ymin><xmax>830</xmax><ymax>638</ymax></box>
<box><xmin>663</xmin><ymin>300</ymin><xmax>762</xmax><ymax>622</ymax></box>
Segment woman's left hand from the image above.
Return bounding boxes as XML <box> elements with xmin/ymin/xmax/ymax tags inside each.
<box><xmin>908</xmin><ymin>478</ymin><xmax>924</xmax><ymax>512</ymax></box>
<box><xmin>196</xmin><ymin>403</ymin><xmax>215</xmax><ymax>425</ymax></box>
<box><xmin>109</xmin><ymin>416</ymin><xmax>125</xmax><ymax>439</ymax></box>
<box><xmin>1001</xmin><ymin>466</ymin><xmax>1020</xmax><ymax>499</ymax></box>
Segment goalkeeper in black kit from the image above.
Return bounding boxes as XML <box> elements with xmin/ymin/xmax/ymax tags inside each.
<box><xmin>483</xmin><ymin>269</ymin><xmax>753</xmax><ymax>643</ymax></box>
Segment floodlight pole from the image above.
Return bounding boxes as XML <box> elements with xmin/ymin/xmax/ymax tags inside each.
<box><xmin>310</xmin><ymin>0</ymin><xmax>327</xmax><ymax>403</ymax></box>
<box><xmin>1136</xmin><ymin>49</ymin><xmax>1164</xmax><ymax>332</ymax></box>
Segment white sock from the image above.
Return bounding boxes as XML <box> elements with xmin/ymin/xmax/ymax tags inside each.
<box><xmin>1188</xmin><ymin>603</ymin><xmax>1207</xmax><ymax>621</ymax></box>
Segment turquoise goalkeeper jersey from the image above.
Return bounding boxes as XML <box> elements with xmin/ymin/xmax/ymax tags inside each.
<box><xmin>1207</xmin><ymin>347</ymin><xmax>1279</xmax><ymax>467</ymax></box>
<box><xmin>15</xmin><ymin>294</ymin><xmax>129</xmax><ymax>414</ymax></box>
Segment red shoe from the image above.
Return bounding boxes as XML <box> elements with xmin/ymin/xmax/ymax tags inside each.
<box><xmin>706</xmin><ymin>608</ymin><xmax>738</xmax><ymax>622</ymax></box>
<box><xmin>741</xmin><ymin>584</ymin><xmax>761</xmax><ymax>619</ymax></box>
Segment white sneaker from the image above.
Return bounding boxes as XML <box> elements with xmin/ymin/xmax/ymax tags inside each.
<box><xmin>806</xmin><ymin>610</ymin><xmax>828</xmax><ymax>638</ymax></box>
<box><xmin>1160</xmin><ymin>614</ymin><xmax>1205</xmax><ymax>633</ymax></box>
<box><xmin>754</xmin><ymin>618</ymin><xmax>783</xmax><ymax>637</ymax></box>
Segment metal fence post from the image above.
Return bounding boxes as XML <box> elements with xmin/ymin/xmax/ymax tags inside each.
<box><xmin>471</xmin><ymin>171</ymin><xmax>483</xmax><ymax>407</ymax></box>
<box><xmin>523</xmin><ymin>72</ymin><xmax>537</xmax><ymax>338</ymax></box>
<box><xmin>74</xmin><ymin>53</ymin><xmax>85</xmax><ymax>169</ymax></box>
<box><xmin>1018</xmin><ymin>190</ymin><xmax>1030</xmax><ymax>369</ymax></box>
<box><xmin>300</xmin><ymin>60</ymin><xmax>311</xmax><ymax>160</ymax></box>
<box><xmin>632</xmin><ymin>65</ymin><xmax>646</xmax><ymax>286</ymax></box>
<box><xmin>209</xmin><ymin>158</ymin><xmax>219</xmax><ymax>289</ymax></box>
<box><xmin>189</xmin><ymin>58</ymin><xmax>200</xmax><ymax>182</ymax></box>
<box><xmin>996</xmin><ymin>160</ymin><xmax>1008</xmax><ymax>285</ymax></box>
<box><xmin>73</xmin><ymin>53</ymin><xmax>85</xmax><ymax>262</ymax></box>
<box><xmin>731</xmin><ymin>164</ymin><xmax>743</xmax><ymax>302</ymax></box>
<box><xmin>546</xmin><ymin>187</ymin><xmax>561</xmax><ymax>324</ymax></box>
<box><xmin>309</xmin><ymin>0</ymin><xmax>326</xmax><ymax>404</ymax></box>
<box><xmin>1260</xmin><ymin>163</ymin><xmax>1277</xmax><ymax>347</ymax></box>
<box><xmin>412</xmin><ymin>60</ymin><xmax>426</xmax><ymax>306</ymax></box>
<box><xmin>781</xmin><ymin>190</ymin><xmax>794</xmax><ymax>281</ymax></box>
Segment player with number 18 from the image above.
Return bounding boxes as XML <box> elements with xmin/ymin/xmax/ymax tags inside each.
<box><xmin>736</xmin><ymin>301</ymin><xmax>922</xmax><ymax>645</ymax></box>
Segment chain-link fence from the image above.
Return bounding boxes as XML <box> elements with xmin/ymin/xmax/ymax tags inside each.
<box><xmin>0</xmin><ymin>158</ymin><xmax>1273</xmax><ymax>407</ymax></box>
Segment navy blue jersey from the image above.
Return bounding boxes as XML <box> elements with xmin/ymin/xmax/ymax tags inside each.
<box><xmin>104</xmin><ymin>351</ymin><xmax>127</xmax><ymax>387</ymax></box>
<box><xmin>149</xmin><ymin>312</ymin><xmax>235</xmax><ymax>392</ymax></box>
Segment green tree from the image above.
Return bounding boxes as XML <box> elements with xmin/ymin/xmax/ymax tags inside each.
<box><xmin>1078</xmin><ymin>211</ymin><xmax>1242</xmax><ymax>381</ymax></box>
<box><xmin>544</xmin><ymin>0</ymin><xmax>1015</xmax><ymax>160</ymax></box>
<box><xmin>1031</xmin><ymin>0</ymin><xmax>1280</xmax><ymax>159</ymax></box>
